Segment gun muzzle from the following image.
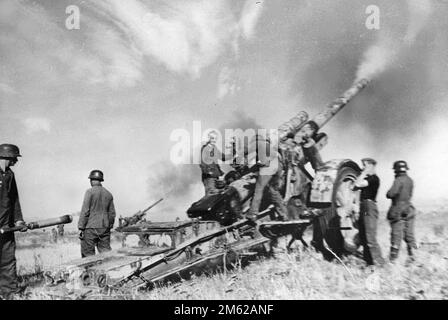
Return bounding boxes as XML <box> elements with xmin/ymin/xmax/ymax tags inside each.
<box><xmin>312</xmin><ymin>78</ymin><xmax>370</xmax><ymax>129</ymax></box>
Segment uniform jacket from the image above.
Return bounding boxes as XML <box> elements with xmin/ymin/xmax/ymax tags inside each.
<box><xmin>200</xmin><ymin>143</ymin><xmax>231</xmax><ymax>179</ymax></box>
<box><xmin>279</xmin><ymin>137</ymin><xmax>322</xmax><ymax>171</ymax></box>
<box><xmin>0</xmin><ymin>168</ymin><xmax>23</xmax><ymax>228</ymax></box>
<box><xmin>386</xmin><ymin>173</ymin><xmax>414</xmax><ymax>221</ymax></box>
<box><xmin>78</xmin><ymin>186</ymin><xmax>116</xmax><ymax>229</ymax></box>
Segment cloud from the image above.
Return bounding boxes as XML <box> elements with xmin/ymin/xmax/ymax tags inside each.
<box><xmin>23</xmin><ymin>117</ymin><xmax>51</xmax><ymax>134</ymax></box>
<box><xmin>71</xmin><ymin>21</ymin><xmax>144</xmax><ymax>87</ymax></box>
<box><xmin>0</xmin><ymin>82</ymin><xmax>16</xmax><ymax>94</ymax></box>
<box><xmin>404</xmin><ymin>0</ymin><xmax>434</xmax><ymax>44</ymax></box>
<box><xmin>0</xmin><ymin>0</ymin><xmax>144</xmax><ymax>89</ymax></box>
<box><xmin>88</xmin><ymin>0</ymin><xmax>265</xmax><ymax>78</ymax></box>
<box><xmin>239</xmin><ymin>0</ymin><xmax>265</xmax><ymax>39</ymax></box>
<box><xmin>217</xmin><ymin>66</ymin><xmax>238</xmax><ymax>99</ymax></box>
<box><xmin>1</xmin><ymin>0</ymin><xmax>266</xmax><ymax>90</ymax></box>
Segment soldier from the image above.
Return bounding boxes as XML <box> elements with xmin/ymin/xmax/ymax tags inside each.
<box><xmin>386</xmin><ymin>160</ymin><xmax>417</xmax><ymax>263</ymax></box>
<box><xmin>57</xmin><ymin>224</ymin><xmax>64</xmax><ymax>237</ymax></box>
<box><xmin>282</xmin><ymin>121</ymin><xmax>325</xmax><ymax>197</ymax></box>
<box><xmin>246</xmin><ymin>134</ymin><xmax>288</xmax><ymax>222</ymax></box>
<box><xmin>292</xmin><ymin>121</ymin><xmax>325</xmax><ymax>171</ymax></box>
<box><xmin>0</xmin><ymin>144</ymin><xmax>27</xmax><ymax>299</ymax></box>
<box><xmin>78</xmin><ymin>170</ymin><xmax>116</xmax><ymax>258</ymax></box>
<box><xmin>199</xmin><ymin>131</ymin><xmax>233</xmax><ymax>196</ymax></box>
<box><xmin>354</xmin><ymin>158</ymin><xmax>385</xmax><ymax>266</ymax></box>
<box><xmin>51</xmin><ymin>228</ymin><xmax>58</xmax><ymax>243</ymax></box>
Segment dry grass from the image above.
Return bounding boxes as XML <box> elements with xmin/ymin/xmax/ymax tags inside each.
<box><xmin>15</xmin><ymin>208</ymin><xmax>448</xmax><ymax>300</ymax></box>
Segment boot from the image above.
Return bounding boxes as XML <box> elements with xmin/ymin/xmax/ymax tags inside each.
<box><xmin>406</xmin><ymin>246</ymin><xmax>416</xmax><ymax>264</ymax></box>
<box><xmin>389</xmin><ymin>247</ymin><xmax>399</xmax><ymax>263</ymax></box>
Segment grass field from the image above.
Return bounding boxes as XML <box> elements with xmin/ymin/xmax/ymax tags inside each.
<box><xmin>14</xmin><ymin>205</ymin><xmax>448</xmax><ymax>300</ymax></box>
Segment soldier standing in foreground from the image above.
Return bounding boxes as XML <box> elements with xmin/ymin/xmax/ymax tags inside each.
<box><xmin>386</xmin><ymin>160</ymin><xmax>417</xmax><ymax>263</ymax></box>
<box><xmin>78</xmin><ymin>170</ymin><xmax>116</xmax><ymax>258</ymax></box>
<box><xmin>0</xmin><ymin>144</ymin><xmax>27</xmax><ymax>299</ymax></box>
<box><xmin>354</xmin><ymin>158</ymin><xmax>385</xmax><ymax>266</ymax></box>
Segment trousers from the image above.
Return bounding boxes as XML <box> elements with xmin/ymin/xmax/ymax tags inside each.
<box><xmin>0</xmin><ymin>233</ymin><xmax>18</xmax><ymax>298</ymax></box>
<box><xmin>249</xmin><ymin>162</ymin><xmax>287</xmax><ymax>219</ymax></box>
<box><xmin>358</xmin><ymin>200</ymin><xmax>385</xmax><ymax>265</ymax></box>
<box><xmin>81</xmin><ymin>228</ymin><xmax>112</xmax><ymax>258</ymax></box>
<box><xmin>390</xmin><ymin>214</ymin><xmax>417</xmax><ymax>252</ymax></box>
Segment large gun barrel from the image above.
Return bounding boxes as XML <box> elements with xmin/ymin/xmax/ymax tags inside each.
<box><xmin>0</xmin><ymin>215</ymin><xmax>73</xmax><ymax>234</ymax></box>
<box><xmin>311</xmin><ymin>78</ymin><xmax>369</xmax><ymax>129</ymax></box>
<box><xmin>142</xmin><ymin>198</ymin><xmax>164</xmax><ymax>214</ymax></box>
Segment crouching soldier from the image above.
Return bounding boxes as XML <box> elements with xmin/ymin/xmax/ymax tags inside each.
<box><xmin>386</xmin><ymin>160</ymin><xmax>417</xmax><ymax>263</ymax></box>
<box><xmin>78</xmin><ymin>170</ymin><xmax>116</xmax><ymax>258</ymax></box>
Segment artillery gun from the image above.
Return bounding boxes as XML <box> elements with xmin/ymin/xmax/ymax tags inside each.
<box><xmin>42</xmin><ymin>79</ymin><xmax>368</xmax><ymax>299</ymax></box>
<box><xmin>187</xmin><ymin>79</ymin><xmax>369</xmax><ymax>257</ymax></box>
<box><xmin>117</xmin><ymin>198</ymin><xmax>163</xmax><ymax>229</ymax></box>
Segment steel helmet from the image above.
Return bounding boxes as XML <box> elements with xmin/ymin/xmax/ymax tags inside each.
<box><xmin>88</xmin><ymin>170</ymin><xmax>104</xmax><ymax>181</ymax></box>
<box><xmin>0</xmin><ymin>144</ymin><xmax>22</xmax><ymax>158</ymax></box>
<box><xmin>393</xmin><ymin>160</ymin><xmax>409</xmax><ymax>173</ymax></box>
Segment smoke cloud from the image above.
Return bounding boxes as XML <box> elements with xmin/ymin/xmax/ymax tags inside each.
<box><xmin>145</xmin><ymin>111</ymin><xmax>263</xmax><ymax>219</ymax></box>
<box><xmin>355</xmin><ymin>37</ymin><xmax>399</xmax><ymax>82</ymax></box>
<box><xmin>404</xmin><ymin>0</ymin><xmax>434</xmax><ymax>44</ymax></box>
<box><xmin>355</xmin><ymin>0</ymin><xmax>433</xmax><ymax>82</ymax></box>
<box><xmin>284</xmin><ymin>0</ymin><xmax>448</xmax><ymax>209</ymax></box>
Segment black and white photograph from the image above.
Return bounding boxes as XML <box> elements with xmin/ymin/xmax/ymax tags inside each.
<box><xmin>1</xmin><ymin>0</ymin><xmax>448</xmax><ymax>305</ymax></box>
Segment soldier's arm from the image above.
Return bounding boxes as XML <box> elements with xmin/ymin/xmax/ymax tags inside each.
<box><xmin>303</xmin><ymin>144</ymin><xmax>324</xmax><ymax>170</ymax></box>
<box><xmin>354</xmin><ymin>171</ymin><xmax>368</xmax><ymax>189</ymax></box>
<box><xmin>78</xmin><ymin>190</ymin><xmax>92</xmax><ymax>230</ymax></box>
<box><xmin>108</xmin><ymin>198</ymin><xmax>116</xmax><ymax>229</ymax></box>
<box><xmin>11</xmin><ymin>176</ymin><xmax>24</xmax><ymax>223</ymax></box>
<box><xmin>386</xmin><ymin>179</ymin><xmax>401</xmax><ymax>199</ymax></box>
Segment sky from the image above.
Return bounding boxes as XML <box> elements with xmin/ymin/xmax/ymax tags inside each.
<box><xmin>1</xmin><ymin>0</ymin><xmax>448</xmax><ymax>223</ymax></box>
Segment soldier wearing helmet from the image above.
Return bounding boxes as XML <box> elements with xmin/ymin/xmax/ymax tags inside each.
<box><xmin>78</xmin><ymin>170</ymin><xmax>116</xmax><ymax>257</ymax></box>
<box><xmin>0</xmin><ymin>144</ymin><xmax>27</xmax><ymax>299</ymax></box>
<box><xmin>386</xmin><ymin>160</ymin><xmax>417</xmax><ymax>263</ymax></box>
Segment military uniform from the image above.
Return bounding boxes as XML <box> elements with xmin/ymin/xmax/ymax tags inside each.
<box><xmin>247</xmin><ymin>137</ymin><xmax>288</xmax><ymax>221</ymax></box>
<box><xmin>0</xmin><ymin>167</ymin><xmax>22</xmax><ymax>298</ymax></box>
<box><xmin>386</xmin><ymin>172</ymin><xmax>416</xmax><ymax>261</ymax></box>
<box><xmin>78</xmin><ymin>186</ymin><xmax>116</xmax><ymax>257</ymax></box>
<box><xmin>357</xmin><ymin>174</ymin><xmax>385</xmax><ymax>266</ymax></box>
<box><xmin>279</xmin><ymin>133</ymin><xmax>324</xmax><ymax>219</ymax></box>
<box><xmin>199</xmin><ymin>142</ymin><xmax>231</xmax><ymax>196</ymax></box>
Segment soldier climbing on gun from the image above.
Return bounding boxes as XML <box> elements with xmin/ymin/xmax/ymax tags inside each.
<box><xmin>279</xmin><ymin>120</ymin><xmax>326</xmax><ymax>220</ymax></box>
<box><xmin>245</xmin><ymin>132</ymin><xmax>288</xmax><ymax>223</ymax></box>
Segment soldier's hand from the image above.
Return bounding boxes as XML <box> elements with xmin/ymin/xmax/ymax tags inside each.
<box><xmin>79</xmin><ymin>230</ymin><xmax>85</xmax><ymax>240</ymax></box>
<box><xmin>15</xmin><ymin>220</ymin><xmax>28</xmax><ymax>232</ymax></box>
